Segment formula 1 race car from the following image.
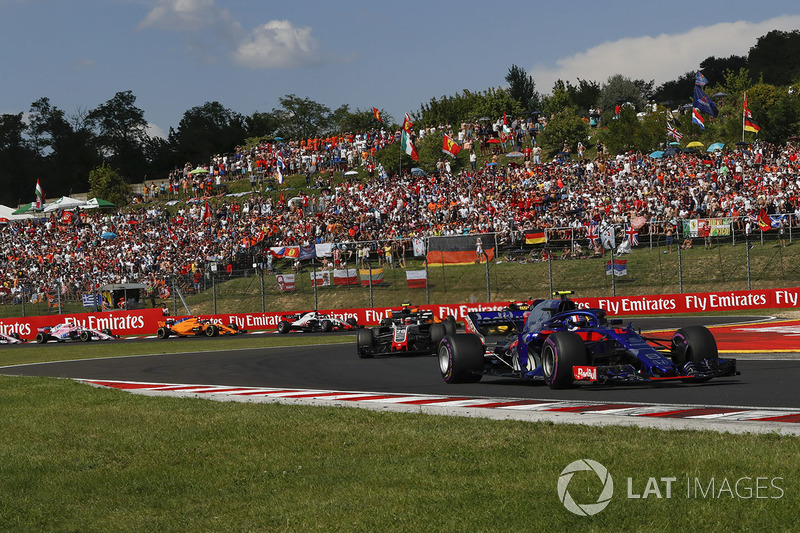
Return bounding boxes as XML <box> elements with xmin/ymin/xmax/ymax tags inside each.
<box><xmin>156</xmin><ymin>317</ymin><xmax>246</xmax><ymax>339</ymax></box>
<box><xmin>277</xmin><ymin>311</ymin><xmax>358</xmax><ymax>334</ymax></box>
<box><xmin>357</xmin><ymin>307</ymin><xmax>456</xmax><ymax>358</ymax></box>
<box><xmin>36</xmin><ymin>322</ymin><xmax>118</xmax><ymax>343</ymax></box>
<box><xmin>438</xmin><ymin>291</ymin><xmax>739</xmax><ymax>388</ymax></box>
<box><xmin>0</xmin><ymin>332</ymin><xmax>25</xmax><ymax>344</ymax></box>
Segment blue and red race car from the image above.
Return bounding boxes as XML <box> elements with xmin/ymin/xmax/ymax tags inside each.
<box><xmin>438</xmin><ymin>291</ymin><xmax>738</xmax><ymax>388</ymax></box>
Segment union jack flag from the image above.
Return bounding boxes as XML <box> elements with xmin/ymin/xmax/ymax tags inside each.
<box><xmin>625</xmin><ymin>224</ymin><xmax>639</xmax><ymax>246</ymax></box>
<box><xmin>667</xmin><ymin>121</ymin><xmax>683</xmax><ymax>142</ymax></box>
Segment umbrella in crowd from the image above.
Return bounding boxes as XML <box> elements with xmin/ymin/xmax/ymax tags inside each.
<box><xmin>344</xmin><ymin>170</ymin><xmax>359</xmax><ymax>176</ymax></box>
<box><xmin>486</xmin><ymin>138</ymin><xmax>501</xmax><ymax>144</ymax></box>
<box><xmin>505</xmin><ymin>151</ymin><xmax>524</xmax><ymax>158</ymax></box>
<box><xmin>631</xmin><ymin>216</ymin><xmax>647</xmax><ymax>229</ymax></box>
<box><xmin>736</xmin><ymin>141</ymin><xmax>750</xmax><ymax>146</ymax></box>
<box><xmin>707</xmin><ymin>142</ymin><xmax>725</xmax><ymax>152</ymax></box>
<box><xmin>669</xmin><ymin>142</ymin><xmax>681</xmax><ymax>147</ymax></box>
<box><xmin>410</xmin><ymin>168</ymin><xmax>426</xmax><ymax>176</ymax></box>
<box><xmin>189</xmin><ymin>168</ymin><xmax>209</xmax><ymax>175</ymax></box>
<box><xmin>101</xmin><ymin>232</ymin><xmax>117</xmax><ymax>240</ymax></box>
<box><xmin>687</xmin><ymin>141</ymin><xmax>704</xmax><ymax>148</ymax></box>
<box><xmin>649</xmin><ymin>151</ymin><xmax>664</xmax><ymax>159</ymax></box>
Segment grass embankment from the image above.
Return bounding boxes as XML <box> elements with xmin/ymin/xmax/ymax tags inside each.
<box><xmin>0</xmin><ymin>376</ymin><xmax>797</xmax><ymax>531</ymax></box>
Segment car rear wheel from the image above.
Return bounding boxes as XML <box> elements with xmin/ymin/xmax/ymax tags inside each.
<box><xmin>430</xmin><ymin>323</ymin><xmax>447</xmax><ymax>346</ymax></box>
<box><xmin>346</xmin><ymin>317</ymin><xmax>358</xmax><ymax>327</ymax></box>
<box><xmin>157</xmin><ymin>327</ymin><xmax>170</xmax><ymax>339</ymax></box>
<box><xmin>80</xmin><ymin>331</ymin><xmax>92</xmax><ymax>342</ymax></box>
<box><xmin>439</xmin><ymin>334</ymin><xmax>484</xmax><ymax>383</ymax></box>
<box><xmin>357</xmin><ymin>329</ymin><xmax>375</xmax><ymax>358</ymax></box>
<box><xmin>444</xmin><ymin>315</ymin><xmax>457</xmax><ymax>336</ymax></box>
<box><xmin>321</xmin><ymin>319</ymin><xmax>333</xmax><ymax>332</ymax></box>
<box><xmin>541</xmin><ymin>331</ymin><xmax>587</xmax><ymax>389</ymax></box>
<box><xmin>35</xmin><ymin>333</ymin><xmax>48</xmax><ymax>344</ymax></box>
<box><xmin>205</xmin><ymin>324</ymin><xmax>219</xmax><ymax>337</ymax></box>
<box><xmin>277</xmin><ymin>321</ymin><xmax>291</xmax><ymax>334</ymax></box>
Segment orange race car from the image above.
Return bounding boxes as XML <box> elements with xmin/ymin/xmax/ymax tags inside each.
<box><xmin>156</xmin><ymin>317</ymin><xmax>246</xmax><ymax>339</ymax></box>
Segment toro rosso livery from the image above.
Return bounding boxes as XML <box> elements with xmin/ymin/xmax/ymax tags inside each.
<box><xmin>438</xmin><ymin>291</ymin><xmax>738</xmax><ymax>388</ymax></box>
<box><xmin>36</xmin><ymin>322</ymin><xmax>118</xmax><ymax>343</ymax></box>
<box><xmin>277</xmin><ymin>311</ymin><xmax>357</xmax><ymax>334</ymax></box>
<box><xmin>357</xmin><ymin>305</ymin><xmax>456</xmax><ymax>358</ymax></box>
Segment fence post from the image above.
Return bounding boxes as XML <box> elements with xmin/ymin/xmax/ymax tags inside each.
<box><xmin>313</xmin><ymin>262</ymin><xmax>319</xmax><ymax>311</ymax></box>
<box><xmin>610</xmin><ymin>244</ymin><xmax>616</xmax><ymax>297</ymax></box>
<box><xmin>260</xmin><ymin>266</ymin><xmax>265</xmax><ymax>313</ymax></box>
<box><xmin>484</xmin><ymin>254</ymin><xmax>491</xmax><ymax>302</ymax></box>
<box><xmin>21</xmin><ymin>284</ymin><xmax>26</xmax><ymax>317</ymax></box>
<box><xmin>212</xmin><ymin>272</ymin><xmax>217</xmax><ymax>314</ymax></box>
<box><xmin>424</xmin><ymin>240</ymin><xmax>430</xmax><ymax>305</ymax></box>
<box><xmin>677</xmin><ymin>235</ymin><xmax>683</xmax><ymax>294</ymax></box>
<box><xmin>57</xmin><ymin>281</ymin><xmax>62</xmax><ymax>315</ymax></box>
<box><xmin>746</xmin><ymin>236</ymin><xmax>752</xmax><ymax>290</ymax></box>
<box><xmin>172</xmin><ymin>275</ymin><xmax>178</xmax><ymax>316</ymax></box>
<box><xmin>547</xmin><ymin>247</ymin><xmax>553</xmax><ymax>295</ymax></box>
<box><xmin>368</xmin><ymin>262</ymin><xmax>374</xmax><ymax>308</ymax></box>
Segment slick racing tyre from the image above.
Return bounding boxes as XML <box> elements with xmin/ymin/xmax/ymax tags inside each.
<box><xmin>357</xmin><ymin>328</ymin><xmax>375</xmax><ymax>358</ymax></box>
<box><xmin>157</xmin><ymin>327</ymin><xmax>170</xmax><ymax>339</ymax></box>
<box><xmin>35</xmin><ymin>333</ymin><xmax>48</xmax><ymax>344</ymax></box>
<box><xmin>671</xmin><ymin>326</ymin><xmax>718</xmax><ymax>366</ymax></box>
<box><xmin>80</xmin><ymin>331</ymin><xmax>92</xmax><ymax>342</ymax></box>
<box><xmin>541</xmin><ymin>331</ymin><xmax>587</xmax><ymax>389</ymax></box>
<box><xmin>205</xmin><ymin>324</ymin><xmax>219</xmax><ymax>337</ymax></box>
<box><xmin>346</xmin><ymin>317</ymin><xmax>358</xmax><ymax>327</ymax></box>
<box><xmin>277</xmin><ymin>321</ymin><xmax>291</xmax><ymax>334</ymax></box>
<box><xmin>438</xmin><ymin>334</ymin><xmax>484</xmax><ymax>383</ymax></box>
<box><xmin>321</xmin><ymin>319</ymin><xmax>333</xmax><ymax>333</ymax></box>
<box><xmin>444</xmin><ymin>315</ymin><xmax>457</xmax><ymax>336</ymax></box>
<box><xmin>430</xmin><ymin>323</ymin><xmax>447</xmax><ymax>346</ymax></box>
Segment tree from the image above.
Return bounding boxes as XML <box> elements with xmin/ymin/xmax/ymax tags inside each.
<box><xmin>271</xmin><ymin>94</ymin><xmax>332</xmax><ymax>139</ymax></box>
<box><xmin>330</xmin><ymin>105</ymin><xmax>393</xmax><ymax>133</ymax></box>
<box><xmin>598</xmin><ymin>74</ymin><xmax>651</xmax><ymax>116</ymax></box>
<box><xmin>748</xmin><ymin>30</ymin><xmax>800</xmax><ymax>86</ymax></box>
<box><xmin>0</xmin><ymin>113</ymin><xmax>39</xmax><ymax>206</ymax></box>
<box><xmin>505</xmin><ymin>64</ymin><xmax>540</xmax><ymax>111</ymax></box>
<box><xmin>87</xmin><ymin>91</ymin><xmax>149</xmax><ymax>180</ymax></box>
<box><xmin>87</xmin><ymin>163</ymin><xmax>132</xmax><ymax>208</ymax></box>
<box><xmin>653</xmin><ymin>71</ymin><xmax>697</xmax><ymax>105</ymax></box>
<box><xmin>170</xmin><ymin>101</ymin><xmax>248</xmax><ymax>165</ymax></box>
<box><xmin>543</xmin><ymin>79</ymin><xmax>600</xmax><ymax>116</ymax></box>
<box><xmin>537</xmin><ymin>108</ymin><xmax>589</xmax><ymax>158</ymax></box>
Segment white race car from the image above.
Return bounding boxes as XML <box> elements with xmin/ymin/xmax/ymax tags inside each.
<box><xmin>277</xmin><ymin>311</ymin><xmax>358</xmax><ymax>334</ymax></box>
<box><xmin>0</xmin><ymin>332</ymin><xmax>25</xmax><ymax>344</ymax></box>
<box><xmin>36</xmin><ymin>322</ymin><xmax>119</xmax><ymax>343</ymax></box>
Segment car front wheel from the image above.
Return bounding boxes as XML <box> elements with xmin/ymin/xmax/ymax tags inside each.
<box><xmin>438</xmin><ymin>334</ymin><xmax>484</xmax><ymax>383</ymax></box>
<box><xmin>541</xmin><ymin>331</ymin><xmax>587</xmax><ymax>389</ymax></box>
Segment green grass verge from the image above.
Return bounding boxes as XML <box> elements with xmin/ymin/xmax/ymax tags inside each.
<box><xmin>0</xmin><ymin>335</ymin><xmax>353</xmax><ymax>368</ymax></box>
<box><xmin>0</xmin><ymin>376</ymin><xmax>798</xmax><ymax>531</ymax></box>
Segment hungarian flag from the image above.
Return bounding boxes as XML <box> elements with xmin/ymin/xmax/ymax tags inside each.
<box><xmin>333</xmin><ymin>268</ymin><xmax>359</xmax><ymax>286</ymax></box>
<box><xmin>359</xmin><ymin>268</ymin><xmax>384</xmax><ymax>286</ymax></box>
<box><xmin>406</xmin><ymin>270</ymin><xmax>427</xmax><ymax>289</ymax></box>
<box><xmin>525</xmin><ymin>230</ymin><xmax>546</xmax><ymax>245</ymax></box>
<box><xmin>276</xmin><ymin>274</ymin><xmax>295</xmax><ymax>291</ymax></box>
<box><xmin>426</xmin><ymin>234</ymin><xmax>495</xmax><ymax>265</ymax></box>
<box><xmin>442</xmin><ymin>134</ymin><xmax>462</xmax><ymax>158</ymax></box>
<box><xmin>372</xmin><ymin>107</ymin><xmax>383</xmax><ymax>123</ymax></box>
<box><xmin>401</xmin><ymin>113</ymin><xmax>418</xmax><ymax>161</ymax></box>
<box><xmin>203</xmin><ymin>201</ymin><xmax>213</xmax><ymax>221</ymax></box>
<box><xmin>35</xmin><ymin>179</ymin><xmax>45</xmax><ymax>209</ymax></box>
<box><xmin>757</xmin><ymin>210</ymin><xmax>772</xmax><ymax>231</ymax></box>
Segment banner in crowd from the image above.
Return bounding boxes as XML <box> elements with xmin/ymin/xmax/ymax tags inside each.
<box><xmin>0</xmin><ymin>308</ymin><xmax>165</xmax><ymax>341</ymax></box>
<box><xmin>682</xmin><ymin>218</ymin><xmax>733</xmax><ymax>237</ymax></box>
<box><xmin>310</xmin><ymin>271</ymin><xmax>330</xmax><ymax>287</ymax></box>
<box><xmin>276</xmin><ymin>274</ymin><xmax>295</xmax><ymax>291</ymax></box>
<box><xmin>605</xmin><ymin>259</ymin><xmax>627</xmax><ymax>276</ymax></box>
<box><xmin>359</xmin><ymin>268</ymin><xmax>384</xmax><ymax>286</ymax></box>
<box><xmin>333</xmin><ymin>268</ymin><xmax>358</xmax><ymax>286</ymax></box>
<box><xmin>406</xmin><ymin>270</ymin><xmax>427</xmax><ymax>289</ymax></box>
<box><xmin>426</xmin><ymin>234</ymin><xmax>496</xmax><ymax>265</ymax></box>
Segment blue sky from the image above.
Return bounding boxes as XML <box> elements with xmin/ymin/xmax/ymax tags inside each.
<box><xmin>2</xmin><ymin>0</ymin><xmax>799</xmax><ymax>138</ymax></box>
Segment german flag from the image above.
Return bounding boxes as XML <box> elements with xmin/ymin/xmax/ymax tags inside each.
<box><xmin>744</xmin><ymin>117</ymin><xmax>761</xmax><ymax>133</ymax></box>
<box><xmin>426</xmin><ymin>234</ymin><xmax>495</xmax><ymax>265</ymax></box>
<box><xmin>525</xmin><ymin>230</ymin><xmax>546</xmax><ymax>245</ymax></box>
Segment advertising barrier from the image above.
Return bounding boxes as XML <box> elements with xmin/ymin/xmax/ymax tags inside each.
<box><xmin>2</xmin><ymin>287</ymin><xmax>798</xmax><ymax>340</ymax></box>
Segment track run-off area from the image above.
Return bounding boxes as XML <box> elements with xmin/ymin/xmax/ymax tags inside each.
<box><xmin>4</xmin><ymin>315</ymin><xmax>800</xmax><ymax>435</ymax></box>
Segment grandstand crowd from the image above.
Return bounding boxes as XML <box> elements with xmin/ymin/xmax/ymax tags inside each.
<box><xmin>1</xmin><ymin>118</ymin><xmax>799</xmax><ymax>306</ymax></box>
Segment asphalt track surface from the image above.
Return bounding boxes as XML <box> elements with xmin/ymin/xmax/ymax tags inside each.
<box><xmin>4</xmin><ymin>315</ymin><xmax>800</xmax><ymax>410</ymax></box>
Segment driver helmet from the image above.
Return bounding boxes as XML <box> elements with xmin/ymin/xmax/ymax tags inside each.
<box><xmin>568</xmin><ymin>314</ymin><xmax>589</xmax><ymax>329</ymax></box>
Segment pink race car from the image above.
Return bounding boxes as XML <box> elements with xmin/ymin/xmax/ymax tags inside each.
<box><xmin>36</xmin><ymin>322</ymin><xmax>119</xmax><ymax>343</ymax></box>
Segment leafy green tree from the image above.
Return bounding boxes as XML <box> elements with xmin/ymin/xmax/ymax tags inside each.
<box><xmin>598</xmin><ymin>74</ymin><xmax>651</xmax><ymax>116</ymax></box>
<box><xmin>543</xmin><ymin>79</ymin><xmax>600</xmax><ymax>116</ymax></box>
<box><xmin>330</xmin><ymin>105</ymin><xmax>393</xmax><ymax>133</ymax></box>
<box><xmin>272</xmin><ymin>94</ymin><xmax>332</xmax><ymax>139</ymax></box>
<box><xmin>653</xmin><ymin>70</ymin><xmax>696</xmax><ymax>105</ymax></box>
<box><xmin>245</xmin><ymin>111</ymin><xmax>280</xmax><ymax>139</ymax></box>
<box><xmin>416</xmin><ymin>87</ymin><xmax>523</xmax><ymax>128</ymax></box>
<box><xmin>597</xmin><ymin>107</ymin><xmax>645</xmax><ymax>154</ymax></box>
<box><xmin>537</xmin><ymin>108</ymin><xmax>589</xmax><ymax>157</ymax></box>
<box><xmin>748</xmin><ymin>30</ymin><xmax>800</xmax><ymax>86</ymax></box>
<box><xmin>505</xmin><ymin>64</ymin><xmax>540</xmax><ymax>111</ymax></box>
<box><xmin>170</xmin><ymin>101</ymin><xmax>248</xmax><ymax>164</ymax></box>
<box><xmin>87</xmin><ymin>163</ymin><xmax>132</xmax><ymax>208</ymax></box>
<box><xmin>86</xmin><ymin>90</ymin><xmax>149</xmax><ymax>180</ymax></box>
<box><xmin>0</xmin><ymin>113</ymin><xmax>39</xmax><ymax>206</ymax></box>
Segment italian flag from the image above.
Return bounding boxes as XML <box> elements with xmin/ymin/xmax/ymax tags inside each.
<box><xmin>401</xmin><ymin>114</ymin><xmax>419</xmax><ymax>161</ymax></box>
<box><xmin>35</xmin><ymin>179</ymin><xmax>44</xmax><ymax>208</ymax></box>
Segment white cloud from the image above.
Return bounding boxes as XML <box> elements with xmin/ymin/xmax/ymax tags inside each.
<box><xmin>231</xmin><ymin>20</ymin><xmax>321</xmax><ymax>69</ymax></box>
<box><xmin>531</xmin><ymin>15</ymin><xmax>800</xmax><ymax>91</ymax></box>
<box><xmin>139</xmin><ymin>0</ymin><xmax>322</xmax><ymax>69</ymax></box>
<box><xmin>146</xmin><ymin>122</ymin><xmax>167</xmax><ymax>139</ymax></box>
